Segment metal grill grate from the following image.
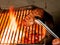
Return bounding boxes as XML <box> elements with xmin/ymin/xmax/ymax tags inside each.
<box><xmin>0</xmin><ymin>6</ymin><xmax>46</xmax><ymax>44</ymax></box>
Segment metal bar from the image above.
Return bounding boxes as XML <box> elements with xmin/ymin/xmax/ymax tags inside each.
<box><xmin>0</xmin><ymin>13</ymin><xmax>6</xmax><ymax>31</ymax></box>
<box><xmin>29</xmin><ymin>25</ymin><xmax>32</xmax><ymax>43</ymax></box>
<box><xmin>21</xmin><ymin>10</ymin><xmax>25</xmax><ymax>44</ymax></box>
<box><xmin>18</xmin><ymin>10</ymin><xmax>21</xmax><ymax>44</ymax></box>
<box><xmin>32</xmin><ymin>24</ymin><xmax>35</xmax><ymax>43</ymax></box>
<box><xmin>35</xmin><ymin>24</ymin><xmax>39</xmax><ymax>43</ymax></box>
<box><xmin>39</xmin><ymin>24</ymin><xmax>42</xmax><ymax>42</ymax></box>
<box><xmin>33</xmin><ymin>24</ymin><xmax>35</xmax><ymax>43</ymax></box>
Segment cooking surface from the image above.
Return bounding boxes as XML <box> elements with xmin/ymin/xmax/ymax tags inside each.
<box><xmin>0</xmin><ymin>6</ymin><xmax>46</xmax><ymax>44</ymax></box>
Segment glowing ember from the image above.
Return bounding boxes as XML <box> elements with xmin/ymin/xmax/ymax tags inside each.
<box><xmin>0</xmin><ymin>6</ymin><xmax>46</xmax><ymax>44</ymax></box>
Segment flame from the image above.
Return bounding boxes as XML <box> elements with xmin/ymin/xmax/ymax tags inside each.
<box><xmin>1</xmin><ymin>7</ymin><xmax>18</xmax><ymax>43</ymax></box>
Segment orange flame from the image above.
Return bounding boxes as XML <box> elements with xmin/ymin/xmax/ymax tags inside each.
<box><xmin>1</xmin><ymin>6</ymin><xmax>18</xmax><ymax>43</ymax></box>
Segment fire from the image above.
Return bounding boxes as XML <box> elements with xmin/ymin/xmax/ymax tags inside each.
<box><xmin>1</xmin><ymin>7</ymin><xmax>18</xmax><ymax>43</ymax></box>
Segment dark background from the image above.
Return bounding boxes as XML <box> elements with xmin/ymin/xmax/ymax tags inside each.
<box><xmin>0</xmin><ymin>0</ymin><xmax>60</xmax><ymax>37</ymax></box>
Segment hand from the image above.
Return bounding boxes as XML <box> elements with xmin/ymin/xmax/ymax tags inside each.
<box><xmin>52</xmin><ymin>38</ymin><xmax>60</xmax><ymax>45</ymax></box>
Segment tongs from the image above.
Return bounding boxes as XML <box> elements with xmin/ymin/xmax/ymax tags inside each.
<box><xmin>35</xmin><ymin>16</ymin><xmax>59</xmax><ymax>38</ymax></box>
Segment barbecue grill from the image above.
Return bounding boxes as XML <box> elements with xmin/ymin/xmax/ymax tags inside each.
<box><xmin>0</xmin><ymin>5</ymin><xmax>54</xmax><ymax>45</ymax></box>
